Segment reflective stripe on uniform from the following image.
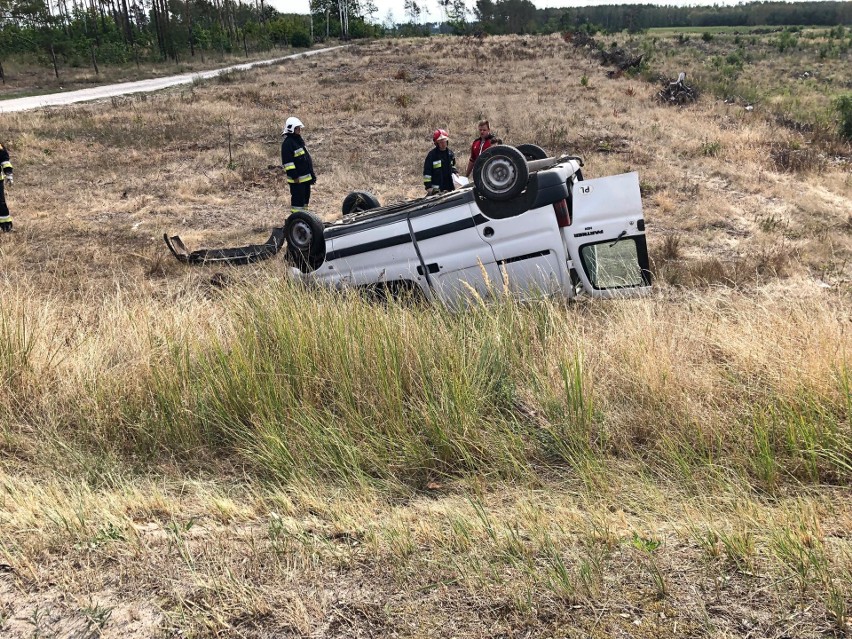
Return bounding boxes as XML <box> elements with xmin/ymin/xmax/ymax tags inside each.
<box><xmin>291</xmin><ymin>206</ymin><xmax>307</xmax><ymax>213</ymax></box>
<box><xmin>287</xmin><ymin>178</ymin><xmax>295</xmax><ymax>183</ymax></box>
<box><xmin>0</xmin><ymin>216</ymin><xmax>11</xmax><ymax>222</ymax></box>
<box><xmin>283</xmin><ymin>162</ymin><xmax>296</xmax><ymax>170</ymax></box>
<box><xmin>423</xmin><ymin>175</ymin><xmax>431</xmax><ymax>183</ymax></box>
<box><xmin>1</xmin><ymin>162</ymin><xmax>12</xmax><ymax>170</ymax></box>
<box><xmin>294</xmin><ymin>148</ymin><xmax>306</xmax><ymax>157</ymax></box>
<box><xmin>297</xmin><ymin>174</ymin><xmax>312</xmax><ymax>183</ymax></box>
<box><xmin>432</xmin><ymin>161</ymin><xmax>442</xmax><ymax>168</ymax></box>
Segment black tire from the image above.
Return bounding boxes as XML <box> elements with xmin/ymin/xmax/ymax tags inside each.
<box><xmin>516</xmin><ymin>143</ymin><xmax>548</xmax><ymax>161</ymax></box>
<box><xmin>473</xmin><ymin>145</ymin><xmax>530</xmax><ymax>201</ymax></box>
<box><xmin>285</xmin><ymin>210</ymin><xmax>326</xmax><ymax>272</ymax></box>
<box><xmin>341</xmin><ymin>190</ymin><xmax>381</xmax><ymax>218</ymax></box>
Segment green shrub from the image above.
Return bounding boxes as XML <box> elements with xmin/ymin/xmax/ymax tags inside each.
<box><xmin>725</xmin><ymin>50</ymin><xmax>745</xmax><ymax>69</ymax></box>
<box><xmin>836</xmin><ymin>94</ymin><xmax>852</xmax><ymax>141</ymax></box>
<box><xmin>348</xmin><ymin>20</ymin><xmax>374</xmax><ymax>39</ymax></box>
<box><xmin>775</xmin><ymin>31</ymin><xmax>798</xmax><ymax>53</ymax></box>
<box><xmin>97</xmin><ymin>42</ymin><xmax>132</xmax><ymax>65</ymax></box>
<box><xmin>819</xmin><ymin>43</ymin><xmax>838</xmax><ymax>59</ymax></box>
<box><xmin>290</xmin><ymin>29</ymin><xmax>312</xmax><ymax>48</ymax></box>
<box><xmin>701</xmin><ymin>140</ymin><xmax>722</xmax><ymax>157</ymax></box>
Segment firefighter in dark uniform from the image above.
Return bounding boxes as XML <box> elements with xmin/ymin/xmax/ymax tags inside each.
<box><xmin>0</xmin><ymin>142</ymin><xmax>14</xmax><ymax>232</ymax></box>
<box><xmin>281</xmin><ymin>117</ymin><xmax>316</xmax><ymax>214</ymax></box>
<box><xmin>423</xmin><ymin>129</ymin><xmax>458</xmax><ymax>194</ymax></box>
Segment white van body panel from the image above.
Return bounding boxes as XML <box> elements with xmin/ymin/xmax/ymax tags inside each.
<box><xmin>304</xmin><ymin>161</ymin><xmax>651</xmax><ymax>302</ymax></box>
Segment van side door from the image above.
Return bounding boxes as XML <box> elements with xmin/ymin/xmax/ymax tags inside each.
<box><xmin>408</xmin><ymin>197</ymin><xmax>501</xmax><ymax>304</ymax></box>
<box><xmin>470</xmin><ymin>168</ymin><xmax>573</xmax><ymax>298</ymax></box>
<box><xmin>318</xmin><ymin>213</ymin><xmax>428</xmax><ymax>294</ymax></box>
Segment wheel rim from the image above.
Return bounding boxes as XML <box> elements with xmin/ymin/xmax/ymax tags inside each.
<box><xmin>483</xmin><ymin>157</ymin><xmax>517</xmax><ymax>194</ymax></box>
<box><xmin>291</xmin><ymin>221</ymin><xmax>312</xmax><ymax>249</ymax></box>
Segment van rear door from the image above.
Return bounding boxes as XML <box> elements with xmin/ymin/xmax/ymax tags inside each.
<box><xmin>564</xmin><ymin>172</ymin><xmax>652</xmax><ymax>298</ymax></box>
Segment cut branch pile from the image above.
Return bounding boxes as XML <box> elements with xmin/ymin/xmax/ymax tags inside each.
<box><xmin>562</xmin><ymin>31</ymin><xmax>644</xmax><ymax>78</ymax></box>
<box><xmin>657</xmin><ymin>72</ymin><xmax>700</xmax><ymax>105</ymax></box>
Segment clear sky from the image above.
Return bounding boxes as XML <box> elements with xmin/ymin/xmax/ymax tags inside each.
<box><xmin>280</xmin><ymin>0</ymin><xmax>816</xmax><ymax>25</ymax></box>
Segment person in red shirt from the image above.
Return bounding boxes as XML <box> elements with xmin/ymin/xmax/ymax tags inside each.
<box><xmin>464</xmin><ymin>120</ymin><xmax>501</xmax><ymax>177</ymax></box>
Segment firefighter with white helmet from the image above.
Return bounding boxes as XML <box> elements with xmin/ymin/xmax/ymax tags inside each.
<box><xmin>0</xmin><ymin>141</ymin><xmax>14</xmax><ymax>232</ymax></box>
<box><xmin>423</xmin><ymin>128</ymin><xmax>457</xmax><ymax>195</ymax></box>
<box><xmin>281</xmin><ymin>116</ymin><xmax>316</xmax><ymax>214</ymax></box>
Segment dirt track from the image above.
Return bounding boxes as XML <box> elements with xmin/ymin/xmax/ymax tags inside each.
<box><xmin>0</xmin><ymin>46</ymin><xmax>346</xmax><ymax>113</ymax></box>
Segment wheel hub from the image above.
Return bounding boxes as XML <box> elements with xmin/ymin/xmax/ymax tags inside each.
<box><xmin>291</xmin><ymin>221</ymin><xmax>312</xmax><ymax>248</ymax></box>
<box><xmin>484</xmin><ymin>157</ymin><xmax>517</xmax><ymax>194</ymax></box>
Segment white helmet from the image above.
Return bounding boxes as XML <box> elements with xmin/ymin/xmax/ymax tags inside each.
<box><xmin>283</xmin><ymin>117</ymin><xmax>304</xmax><ymax>135</ymax></box>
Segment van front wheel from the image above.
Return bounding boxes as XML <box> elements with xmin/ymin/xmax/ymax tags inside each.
<box><xmin>516</xmin><ymin>143</ymin><xmax>548</xmax><ymax>161</ymax></box>
<box><xmin>342</xmin><ymin>190</ymin><xmax>381</xmax><ymax>218</ymax></box>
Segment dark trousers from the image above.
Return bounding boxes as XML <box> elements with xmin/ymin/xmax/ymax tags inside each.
<box><xmin>0</xmin><ymin>180</ymin><xmax>8</xmax><ymax>217</ymax></box>
<box><xmin>0</xmin><ymin>180</ymin><xmax>10</xmax><ymax>231</ymax></box>
<box><xmin>289</xmin><ymin>183</ymin><xmax>311</xmax><ymax>211</ymax></box>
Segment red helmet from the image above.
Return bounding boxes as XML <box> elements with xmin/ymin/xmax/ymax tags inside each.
<box><xmin>432</xmin><ymin>129</ymin><xmax>449</xmax><ymax>143</ymax></box>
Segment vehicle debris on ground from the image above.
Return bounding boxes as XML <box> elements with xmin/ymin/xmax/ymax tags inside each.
<box><xmin>164</xmin><ymin>228</ymin><xmax>285</xmax><ymax>265</ymax></box>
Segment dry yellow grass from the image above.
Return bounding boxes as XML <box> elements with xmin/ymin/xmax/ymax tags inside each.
<box><xmin>0</xmin><ymin>35</ymin><xmax>850</xmax><ymax>637</ymax></box>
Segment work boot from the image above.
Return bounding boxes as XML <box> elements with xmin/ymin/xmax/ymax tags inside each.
<box><xmin>0</xmin><ymin>222</ymin><xmax>12</xmax><ymax>233</ymax></box>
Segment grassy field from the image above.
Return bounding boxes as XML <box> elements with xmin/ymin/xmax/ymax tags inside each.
<box><xmin>0</xmin><ymin>33</ymin><xmax>850</xmax><ymax>637</ymax></box>
<box><xmin>637</xmin><ymin>26</ymin><xmax>852</xmax><ymax>133</ymax></box>
<box><xmin>648</xmin><ymin>25</ymin><xmax>820</xmax><ymax>35</ymax></box>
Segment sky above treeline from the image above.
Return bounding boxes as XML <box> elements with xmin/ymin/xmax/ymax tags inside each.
<box><xmin>280</xmin><ymin>0</ymin><xmax>829</xmax><ymax>25</ymax></box>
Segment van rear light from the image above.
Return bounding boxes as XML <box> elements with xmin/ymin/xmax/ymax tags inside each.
<box><xmin>553</xmin><ymin>199</ymin><xmax>571</xmax><ymax>227</ymax></box>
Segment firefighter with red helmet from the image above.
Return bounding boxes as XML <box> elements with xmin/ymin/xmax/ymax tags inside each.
<box><xmin>0</xmin><ymin>141</ymin><xmax>14</xmax><ymax>232</ymax></box>
<box><xmin>423</xmin><ymin>129</ymin><xmax>458</xmax><ymax>194</ymax></box>
<box><xmin>281</xmin><ymin>116</ymin><xmax>316</xmax><ymax>214</ymax></box>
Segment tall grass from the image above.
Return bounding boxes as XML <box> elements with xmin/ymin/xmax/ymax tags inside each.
<box><xmin>0</xmin><ymin>34</ymin><xmax>850</xmax><ymax>637</ymax></box>
<box><xmin>1</xmin><ymin>278</ymin><xmax>848</xmax><ymax>491</ymax></box>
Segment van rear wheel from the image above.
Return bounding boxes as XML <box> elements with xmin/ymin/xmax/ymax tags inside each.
<box><xmin>285</xmin><ymin>210</ymin><xmax>325</xmax><ymax>272</ymax></box>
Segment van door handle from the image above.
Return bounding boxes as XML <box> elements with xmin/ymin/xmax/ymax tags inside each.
<box><xmin>483</xmin><ymin>226</ymin><xmax>494</xmax><ymax>238</ymax></box>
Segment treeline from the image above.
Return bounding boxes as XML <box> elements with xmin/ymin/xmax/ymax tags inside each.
<box><xmin>472</xmin><ymin>0</ymin><xmax>852</xmax><ymax>36</ymax></box>
<box><xmin>0</xmin><ymin>0</ymin><xmax>379</xmax><ymax>76</ymax></box>
<box><xmin>2</xmin><ymin>0</ymin><xmax>850</xmax><ymax>77</ymax></box>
